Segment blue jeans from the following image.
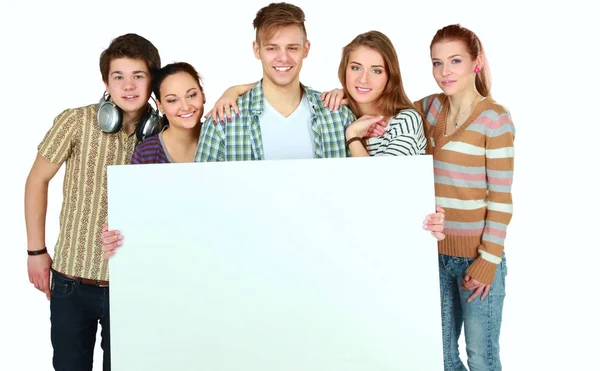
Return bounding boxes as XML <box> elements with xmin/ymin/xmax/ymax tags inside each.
<box><xmin>49</xmin><ymin>269</ymin><xmax>111</xmax><ymax>371</ymax></box>
<box><xmin>438</xmin><ymin>253</ymin><xmax>507</xmax><ymax>371</ymax></box>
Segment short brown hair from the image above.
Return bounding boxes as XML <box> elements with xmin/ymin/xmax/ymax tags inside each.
<box><xmin>99</xmin><ymin>33</ymin><xmax>161</xmax><ymax>84</ymax></box>
<box><xmin>252</xmin><ymin>2</ymin><xmax>307</xmax><ymax>44</ymax></box>
<box><xmin>338</xmin><ymin>31</ymin><xmax>415</xmax><ymax>118</ymax></box>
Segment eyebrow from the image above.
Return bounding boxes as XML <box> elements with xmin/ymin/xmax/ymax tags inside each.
<box><xmin>264</xmin><ymin>43</ymin><xmax>302</xmax><ymax>47</ymax></box>
<box><xmin>110</xmin><ymin>70</ymin><xmax>148</xmax><ymax>76</ymax></box>
<box><xmin>164</xmin><ymin>88</ymin><xmax>198</xmax><ymax>97</ymax></box>
<box><xmin>431</xmin><ymin>54</ymin><xmax>463</xmax><ymax>61</ymax></box>
<box><xmin>349</xmin><ymin>61</ymin><xmax>384</xmax><ymax>68</ymax></box>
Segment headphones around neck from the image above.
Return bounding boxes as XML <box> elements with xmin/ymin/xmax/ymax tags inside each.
<box><xmin>97</xmin><ymin>93</ymin><xmax>164</xmax><ymax>141</ymax></box>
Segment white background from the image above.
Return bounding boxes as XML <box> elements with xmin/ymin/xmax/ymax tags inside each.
<box><xmin>1</xmin><ymin>0</ymin><xmax>598</xmax><ymax>370</ymax></box>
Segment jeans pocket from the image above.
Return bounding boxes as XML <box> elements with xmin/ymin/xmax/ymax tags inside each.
<box><xmin>50</xmin><ymin>273</ymin><xmax>76</xmax><ymax>299</ymax></box>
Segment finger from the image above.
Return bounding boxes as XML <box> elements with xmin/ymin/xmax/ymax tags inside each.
<box><xmin>322</xmin><ymin>92</ymin><xmax>332</xmax><ymax>108</ymax></box>
<box><xmin>334</xmin><ymin>93</ymin><xmax>345</xmax><ymax>111</ymax></box>
<box><xmin>461</xmin><ymin>275</ymin><xmax>470</xmax><ymax>286</ymax></box>
<box><xmin>426</xmin><ymin>224</ymin><xmax>445</xmax><ymax>233</ymax></box>
<box><xmin>436</xmin><ymin>205</ymin><xmax>445</xmax><ymax>214</ymax></box>
<box><xmin>104</xmin><ymin>250</ymin><xmax>115</xmax><ymax>259</ymax></box>
<box><xmin>34</xmin><ymin>277</ymin><xmax>42</xmax><ymax>291</ymax></box>
<box><xmin>329</xmin><ymin>94</ymin><xmax>338</xmax><ymax>111</ymax></box>
<box><xmin>223</xmin><ymin>105</ymin><xmax>232</xmax><ymax>122</ymax></box>
<box><xmin>216</xmin><ymin>104</ymin><xmax>225</xmax><ymax>124</ymax></box>
<box><xmin>425</xmin><ymin>216</ymin><xmax>444</xmax><ymax>226</ymax></box>
<box><xmin>369</xmin><ymin>125</ymin><xmax>386</xmax><ymax>137</ymax></box>
<box><xmin>369</xmin><ymin>121</ymin><xmax>387</xmax><ymax>137</ymax></box>
<box><xmin>101</xmin><ymin>230</ymin><xmax>119</xmax><ymax>239</ymax></box>
<box><xmin>102</xmin><ymin>223</ymin><xmax>108</xmax><ymax>233</ymax></box>
<box><xmin>340</xmin><ymin>98</ymin><xmax>349</xmax><ymax>106</ymax></box>
<box><xmin>204</xmin><ymin>108</ymin><xmax>214</xmax><ymax>119</ymax></box>
<box><xmin>468</xmin><ymin>286</ymin><xmax>484</xmax><ymax>303</ymax></box>
<box><xmin>41</xmin><ymin>273</ymin><xmax>51</xmax><ymax>300</ymax></box>
<box><xmin>231</xmin><ymin>102</ymin><xmax>240</xmax><ymax>118</ymax></box>
<box><xmin>103</xmin><ymin>241</ymin><xmax>122</xmax><ymax>252</ymax></box>
<box><xmin>481</xmin><ymin>285</ymin><xmax>491</xmax><ymax>301</ymax></box>
<box><xmin>102</xmin><ymin>233</ymin><xmax>122</xmax><ymax>246</ymax></box>
<box><xmin>431</xmin><ymin>231</ymin><xmax>445</xmax><ymax>241</ymax></box>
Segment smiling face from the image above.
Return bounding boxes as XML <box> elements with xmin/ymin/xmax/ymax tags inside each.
<box><xmin>253</xmin><ymin>24</ymin><xmax>310</xmax><ymax>89</ymax></box>
<box><xmin>430</xmin><ymin>40</ymin><xmax>482</xmax><ymax>97</ymax></box>
<box><xmin>344</xmin><ymin>46</ymin><xmax>388</xmax><ymax>108</ymax></box>
<box><xmin>103</xmin><ymin>57</ymin><xmax>152</xmax><ymax>114</ymax></box>
<box><xmin>156</xmin><ymin>71</ymin><xmax>204</xmax><ymax>130</ymax></box>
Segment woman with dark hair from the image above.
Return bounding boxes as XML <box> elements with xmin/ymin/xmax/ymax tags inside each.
<box><xmin>131</xmin><ymin>62</ymin><xmax>206</xmax><ymax>164</ymax></box>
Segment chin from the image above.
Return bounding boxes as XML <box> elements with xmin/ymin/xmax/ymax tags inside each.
<box><xmin>117</xmin><ymin>100</ymin><xmax>146</xmax><ymax>113</ymax></box>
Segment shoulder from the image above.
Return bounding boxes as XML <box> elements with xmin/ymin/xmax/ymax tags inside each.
<box><xmin>391</xmin><ymin>108</ymin><xmax>423</xmax><ymax>123</ymax></box>
<box><xmin>51</xmin><ymin>103</ymin><xmax>96</xmax><ymax>129</ymax></box>
<box><xmin>475</xmin><ymin>98</ymin><xmax>515</xmax><ymax>135</ymax></box>
<box><xmin>303</xmin><ymin>85</ymin><xmax>356</xmax><ymax>121</ymax></box>
<box><xmin>135</xmin><ymin>133</ymin><xmax>162</xmax><ymax>151</ymax></box>
<box><xmin>388</xmin><ymin>109</ymin><xmax>424</xmax><ymax>133</ymax></box>
<box><xmin>413</xmin><ymin>93</ymin><xmax>444</xmax><ymax>117</ymax></box>
<box><xmin>131</xmin><ymin>134</ymin><xmax>164</xmax><ymax>164</ymax></box>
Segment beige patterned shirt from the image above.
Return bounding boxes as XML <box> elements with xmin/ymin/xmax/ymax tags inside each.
<box><xmin>39</xmin><ymin>103</ymin><xmax>138</xmax><ymax>281</ymax></box>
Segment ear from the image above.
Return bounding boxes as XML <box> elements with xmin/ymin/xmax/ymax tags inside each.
<box><xmin>303</xmin><ymin>40</ymin><xmax>311</xmax><ymax>59</ymax></box>
<box><xmin>103</xmin><ymin>80</ymin><xmax>109</xmax><ymax>93</ymax></box>
<box><xmin>157</xmin><ymin>101</ymin><xmax>164</xmax><ymax>113</ymax></box>
<box><xmin>253</xmin><ymin>40</ymin><xmax>261</xmax><ymax>60</ymax></box>
<box><xmin>475</xmin><ymin>54</ymin><xmax>484</xmax><ymax>70</ymax></box>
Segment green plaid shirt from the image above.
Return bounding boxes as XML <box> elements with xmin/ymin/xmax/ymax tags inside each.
<box><xmin>194</xmin><ymin>80</ymin><xmax>356</xmax><ymax>162</ymax></box>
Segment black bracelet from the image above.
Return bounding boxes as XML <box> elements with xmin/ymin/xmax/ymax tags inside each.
<box><xmin>27</xmin><ymin>247</ymin><xmax>48</xmax><ymax>256</ymax></box>
<box><xmin>346</xmin><ymin>136</ymin><xmax>364</xmax><ymax>149</ymax></box>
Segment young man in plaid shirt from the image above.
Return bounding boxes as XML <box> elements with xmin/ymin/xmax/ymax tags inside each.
<box><xmin>195</xmin><ymin>3</ymin><xmax>366</xmax><ymax>162</ymax></box>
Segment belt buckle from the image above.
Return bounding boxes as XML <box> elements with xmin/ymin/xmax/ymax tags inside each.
<box><xmin>96</xmin><ymin>281</ymin><xmax>109</xmax><ymax>288</ymax></box>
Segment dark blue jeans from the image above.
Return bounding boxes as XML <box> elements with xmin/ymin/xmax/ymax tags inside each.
<box><xmin>50</xmin><ymin>269</ymin><xmax>111</xmax><ymax>371</ymax></box>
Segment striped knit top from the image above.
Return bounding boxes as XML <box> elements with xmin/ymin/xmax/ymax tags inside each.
<box><xmin>415</xmin><ymin>93</ymin><xmax>515</xmax><ymax>285</ymax></box>
<box><xmin>131</xmin><ymin>129</ymin><xmax>171</xmax><ymax>164</ymax></box>
<box><xmin>365</xmin><ymin>109</ymin><xmax>427</xmax><ymax>156</ymax></box>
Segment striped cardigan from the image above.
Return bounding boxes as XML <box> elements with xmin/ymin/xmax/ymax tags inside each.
<box><xmin>415</xmin><ymin>94</ymin><xmax>515</xmax><ymax>285</ymax></box>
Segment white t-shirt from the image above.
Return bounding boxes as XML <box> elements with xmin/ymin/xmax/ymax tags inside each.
<box><xmin>259</xmin><ymin>94</ymin><xmax>315</xmax><ymax>160</ymax></box>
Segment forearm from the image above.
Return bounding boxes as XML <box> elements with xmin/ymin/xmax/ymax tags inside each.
<box><xmin>345</xmin><ymin>127</ymin><xmax>369</xmax><ymax>157</ymax></box>
<box><xmin>235</xmin><ymin>82</ymin><xmax>257</xmax><ymax>96</ymax></box>
<box><xmin>348</xmin><ymin>140</ymin><xmax>369</xmax><ymax>157</ymax></box>
<box><xmin>24</xmin><ymin>177</ymin><xmax>49</xmax><ymax>251</ymax></box>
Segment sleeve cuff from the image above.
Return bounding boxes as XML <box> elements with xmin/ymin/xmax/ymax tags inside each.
<box><xmin>466</xmin><ymin>255</ymin><xmax>499</xmax><ymax>285</ymax></box>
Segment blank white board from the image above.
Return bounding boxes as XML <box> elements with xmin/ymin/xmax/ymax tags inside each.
<box><xmin>107</xmin><ymin>155</ymin><xmax>443</xmax><ymax>371</ymax></box>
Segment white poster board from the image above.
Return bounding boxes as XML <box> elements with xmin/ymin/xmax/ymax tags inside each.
<box><xmin>107</xmin><ymin>156</ymin><xmax>443</xmax><ymax>371</ymax></box>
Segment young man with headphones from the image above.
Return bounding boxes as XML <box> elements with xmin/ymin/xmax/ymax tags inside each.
<box><xmin>24</xmin><ymin>33</ymin><xmax>162</xmax><ymax>370</ymax></box>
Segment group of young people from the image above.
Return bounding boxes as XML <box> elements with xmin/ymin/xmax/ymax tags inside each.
<box><xmin>24</xmin><ymin>2</ymin><xmax>515</xmax><ymax>371</ymax></box>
